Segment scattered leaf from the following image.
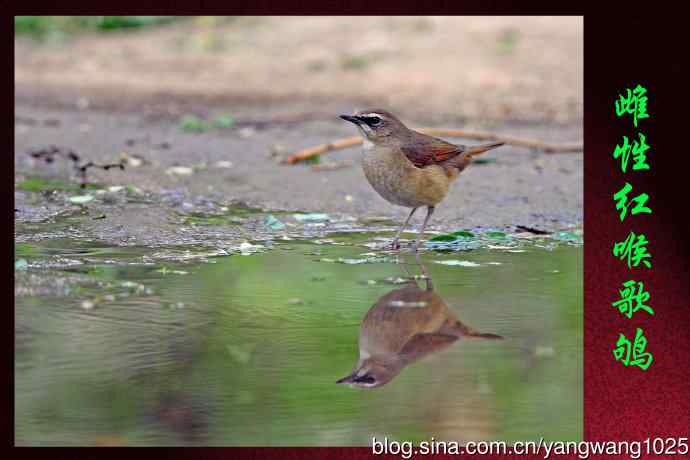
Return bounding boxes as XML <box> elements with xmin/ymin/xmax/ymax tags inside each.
<box><xmin>552</xmin><ymin>231</ymin><xmax>582</xmax><ymax>243</ymax></box>
<box><xmin>264</xmin><ymin>215</ymin><xmax>286</xmax><ymax>230</ymax></box>
<box><xmin>15</xmin><ymin>259</ymin><xmax>28</xmax><ymax>270</ymax></box>
<box><xmin>69</xmin><ymin>195</ymin><xmax>94</xmax><ymax>204</ymax></box>
<box><xmin>293</xmin><ymin>213</ymin><xmax>330</xmax><ymax>222</ymax></box>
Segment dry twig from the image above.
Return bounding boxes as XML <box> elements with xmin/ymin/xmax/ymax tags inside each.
<box><xmin>284</xmin><ymin>128</ymin><xmax>582</xmax><ymax>164</ymax></box>
<box><xmin>27</xmin><ymin>146</ymin><xmax>126</xmax><ymax>188</ymax></box>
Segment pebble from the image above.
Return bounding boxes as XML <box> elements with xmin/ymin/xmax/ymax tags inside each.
<box><xmin>166</xmin><ymin>166</ymin><xmax>194</xmax><ymax>176</ymax></box>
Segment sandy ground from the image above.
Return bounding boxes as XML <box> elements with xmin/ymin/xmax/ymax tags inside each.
<box><xmin>14</xmin><ymin>16</ymin><xmax>583</xmax><ymax>235</ymax></box>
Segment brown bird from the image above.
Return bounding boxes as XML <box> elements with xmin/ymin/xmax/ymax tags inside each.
<box><xmin>336</xmin><ymin>270</ymin><xmax>503</xmax><ymax>389</ymax></box>
<box><xmin>340</xmin><ymin>109</ymin><xmax>504</xmax><ymax>251</ymax></box>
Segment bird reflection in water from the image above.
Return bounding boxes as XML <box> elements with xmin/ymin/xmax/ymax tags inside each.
<box><xmin>337</xmin><ymin>261</ymin><xmax>503</xmax><ymax>388</ymax></box>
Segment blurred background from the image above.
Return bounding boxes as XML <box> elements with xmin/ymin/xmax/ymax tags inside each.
<box><xmin>15</xmin><ymin>16</ymin><xmax>582</xmax><ymax>124</ymax></box>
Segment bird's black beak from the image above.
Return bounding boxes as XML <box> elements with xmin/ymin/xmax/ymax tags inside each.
<box><xmin>339</xmin><ymin>114</ymin><xmax>362</xmax><ymax>125</ymax></box>
<box><xmin>335</xmin><ymin>372</ymin><xmax>356</xmax><ymax>384</ymax></box>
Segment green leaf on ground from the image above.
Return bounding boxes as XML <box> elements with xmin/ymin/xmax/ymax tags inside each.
<box><xmin>179</xmin><ymin>115</ymin><xmax>209</xmax><ymax>133</ymax></box>
<box><xmin>552</xmin><ymin>231</ymin><xmax>582</xmax><ymax>243</ymax></box>
<box><xmin>428</xmin><ymin>234</ymin><xmax>457</xmax><ymax>242</ymax></box>
<box><xmin>15</xmin><ymin>259</ymin><xmax>28</xmax><ymax>270</ymax></box>
<box><xmin>293</xmin><ymin>213</ymin><xmax>330</xmax><ymax>222</ymax></box>
<box><xmin>264</xmin><ymin>215</ymin><xmax>286</xmax><ymax>230</ymax></box>
<box><xmin>213</xmin><ymin>114</ymin><xmax>235</xmax><ymax>128</ymax></box>
<box><xmin>69</xmin><ymin>195</ymin><xmax>94</xmax><ymax>204</ymax></box>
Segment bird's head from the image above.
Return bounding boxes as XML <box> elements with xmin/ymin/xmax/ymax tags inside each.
<box><xmin>340</xmin><ymin>109</ymin><xmax>408</xmax><ymax>144</ymax></box>
<box><xmin>335</xmin><ymin>357</ymin><xmax>402</xmax><ymax>389</ymax></box>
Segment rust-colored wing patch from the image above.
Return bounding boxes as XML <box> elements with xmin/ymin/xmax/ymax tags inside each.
<box><xmin>400</xmin><ymin>135</ymin><xmax>465</xmax><ymax>168</ymax></box>
<box><xmin>399</xmin><ymin>333</ymin><xmax>458</xmax><ymax>362</ymax></box>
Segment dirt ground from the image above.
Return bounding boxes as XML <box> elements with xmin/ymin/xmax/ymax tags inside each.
<box><xmin>15</xmin><ymin>16</ymin><xmax>583</xmax><ymax>235</ymax></box>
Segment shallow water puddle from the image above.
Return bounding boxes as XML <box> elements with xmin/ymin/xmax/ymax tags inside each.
<box><xmin>15</xmin><ymin>229</ymin><xmax>582</xmax><ymax>446</ymax></box>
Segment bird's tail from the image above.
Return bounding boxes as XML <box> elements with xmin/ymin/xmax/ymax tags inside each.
<box><xmin>465</xmin><ymin>142</ymin><xmax>505</xmax><ymax>157</ymax></box>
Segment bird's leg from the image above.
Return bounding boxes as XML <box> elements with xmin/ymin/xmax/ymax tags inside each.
<box><xmin>411</xmin><ymin>251</ymin><xmax>433</xmax><ymax>288</ymax></box>
<box><xmin>422</xmin><ymin>265</ymin><xmax>433</xmax><ymax>291</ymax></box>
<box><xmin>390</xmin><ymin>207</ymin><xmax>417</xmax><ymax>250</ymax></box>
<box><xmin>413</xmin><ymin>206</ymin><xmax>435</xmax><ymax>252</ymax></box>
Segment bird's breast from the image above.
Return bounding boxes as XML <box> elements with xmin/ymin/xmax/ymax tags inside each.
<box><xmin>361</xmin><ymin>146</ymin><xmax>450</xmax><ymax>207</ymax></box>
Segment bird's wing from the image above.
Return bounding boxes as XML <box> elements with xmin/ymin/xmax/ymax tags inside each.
<box><xmin>400</xmin><ymin>134</ymin><xmax>465</xmax><ymax>169</ymax></box>
<box><xmin>399</xmin><ymin>333</ymin><xmax>458</xmax><ymax>362</ymax></box>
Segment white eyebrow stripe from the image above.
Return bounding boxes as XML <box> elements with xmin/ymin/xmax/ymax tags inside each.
<box><xmin>362</xmin><ymin>113</ymin><xmax>382</xmax><ymax>118</ymax></box>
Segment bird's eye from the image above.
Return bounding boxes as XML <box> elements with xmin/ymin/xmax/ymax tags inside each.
<box><xmin>354</xmin><ymin>374</ymin><xmax>376</xmax><ymax>384</ymax></box>
<box><xmin>368</xmin><ymin>116</ymin><xmax>382</xmax><ymax>126</ymax></box>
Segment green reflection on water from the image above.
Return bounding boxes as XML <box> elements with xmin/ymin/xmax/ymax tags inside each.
<box><xmin>15</xmin><ymin>240</ymin><xmax>582</xmax><ymax>446</ymax></box>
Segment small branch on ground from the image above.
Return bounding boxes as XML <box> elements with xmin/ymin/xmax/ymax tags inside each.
<box><xmin>27</xmin><ymin>146</ymin><xmax>126</xmax><ymax>188</ymax></box>
<box><xmin>286</xmin><ymin>138</ymin><xmax>361</xmax><ymax>165</ymax></box>
<box><xmin>284</xmin><ymin>129</ymin><xmax>583</xmax><ymax>165</ymax></box>
<box><xmin>76</xmin><ymin>161</ymin><xmax>125</xmax><ymax>185</ymax></box>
